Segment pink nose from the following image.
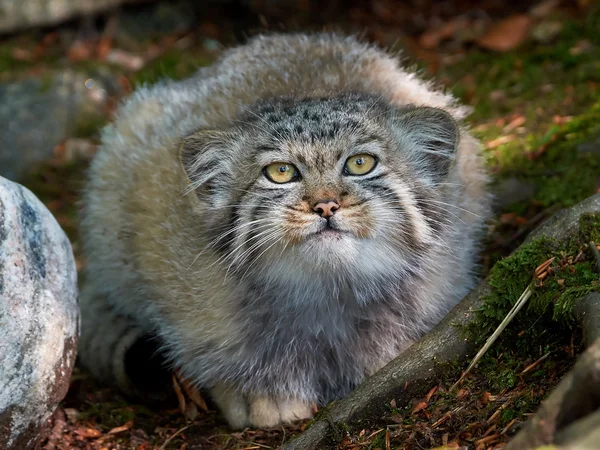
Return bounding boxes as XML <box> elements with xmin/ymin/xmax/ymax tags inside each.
<box><xmin>313</xmin><ymin>200</ymin><xmax>340</xmax><ymax>218</ymax></box>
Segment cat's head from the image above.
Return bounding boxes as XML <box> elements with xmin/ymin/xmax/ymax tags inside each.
<box><xmin>181</xmin><ymin>94</ymin><xmax>459</xmax><ymax>289</ymax></box>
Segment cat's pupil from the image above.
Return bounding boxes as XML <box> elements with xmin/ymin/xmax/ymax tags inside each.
<box><xmin>279</xmin><ymin>166</ymin><xmax>287</xmax><ymax>173</ymax></box>
<box><xmin>356</xmin><ymin>158</ymin><xmax>363</xmax><ymax>165</ymax></box>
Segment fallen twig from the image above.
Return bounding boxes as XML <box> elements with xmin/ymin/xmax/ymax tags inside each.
<box><xmin>520</xmin><ymin>351</ymin><xmax>552</xmax><ymax>375</ymax></box>
<box><xmin>159</xmin><ymin>424</ymin><xmax>191</xmax><ymax>450</ymax></box>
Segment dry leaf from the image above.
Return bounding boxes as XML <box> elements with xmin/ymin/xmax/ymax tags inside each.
<box><xmin>419</xmin><ymin>17</ymin><xmax>468</xmax><ymax>49</ymax></box>
<box><xmin>486</xmin><ymin>135</ymin><xmax>516</xmax><ymax>149</ymax></box>
<box><xmin>105</xmin><ymin>49</ymin><xmax>145</xmax><ymax>71</ymax></box>
<box><xmin>179</xmin><ymin>376</ymin><xmax>209</xmax><ymax>412</ymax></box>
<box><xmin>172</xmin><ymin>375</ymin><xmax>187</xmax><ymax>416</ymax></box>
<box><xmin>108</xmin><ymin>421</ymin><xmax>134</xmax><ymax>434</ymax></box>
<box><xmin>503</xmin><ymin>116</ymin><xmax>526</xmax><ymax>133</ymax></box>
<box><xmin>411</xmin><ymin>401</ymin><xmax>428</xmax><ymax>414</ymax></box>
<box><xmin>74</xmin><ymin>427</ymin><xmax>102</xmax><ymax>439</ymax></box>
<box><xmin>477</xmin><ymin>15</ymin><xmax>532</xmax><ymax>52</ymax></box>
<box><xmin>456</xmin><ymin>389</ymin><xmax>469</xmax><ymax>400</ymax></box>
<box><xmin>426</xmin><ymin>385</ymin><xmax>439</xmax><ymax>401</ymax></box>
<box><xmin>11</xmin><ymin>48</ymin><xmax>34</xmax><ymax>61</ymax></box>
<box><xmin>67</xmin><ymin>41</ymin><xmax>93</xmax><ymax>62</ymax></box>
<box><xmin>481</xmin><ymin>392</ymin><xmax>493</xmax><ymax>406</ymax></box>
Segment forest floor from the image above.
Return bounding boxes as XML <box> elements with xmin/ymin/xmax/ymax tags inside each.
<box><xmin>2</xmin><ymin>0</ymin><xmax>599</xmax><ymax>449</ymax></box>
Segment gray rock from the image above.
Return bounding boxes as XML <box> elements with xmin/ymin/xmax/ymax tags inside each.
<box><xmin>0</xmin><ymin>0</ymin><xmax>137</xmax><ymax>33</ymax></box>
<box><xmin>492</xmin><ymin>176</ymin><xmax>538</xmax><ymax>210</ymax></box>
<box><xmin>0</xmin><ymin>70</ymin><xmax>111</xmax><ymax>181</ymax></box>
<box><xmin>0</xmin><ymin>176</ymin><xmax>79</xmax><ymax>450</ymax></box>
<box><xmin>0</xmin><ymin>0</ymin><xmax>256</xmax><ymax>34</ymax></box>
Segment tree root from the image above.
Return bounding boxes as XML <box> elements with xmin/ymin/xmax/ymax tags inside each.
<box><xmin>284</xmin><ymin>194</ymin><xmax>600</xmax><ymax>450</ymax></box>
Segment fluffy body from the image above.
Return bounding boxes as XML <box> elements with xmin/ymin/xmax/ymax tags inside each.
<box><xmin>79</xmin><ymin>33</ymin><xmax>490</xmax><ymax>428</ymax></box>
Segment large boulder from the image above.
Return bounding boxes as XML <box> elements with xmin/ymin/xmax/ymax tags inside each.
<box><xmin>0</xmin><ymin>176</ymin><xmax>79</xmax><ymax>450</ymax></box>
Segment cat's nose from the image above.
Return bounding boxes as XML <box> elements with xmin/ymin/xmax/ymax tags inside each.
<box><xmin>313</xmin><ymin>200</ymin><xmax>340</xmax><ymax>218</ymax></box>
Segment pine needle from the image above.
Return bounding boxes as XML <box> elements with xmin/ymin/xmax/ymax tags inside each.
<box><xmin>159</xmin><ymin>425</ymin><xmax>191</xmax><ymax>450</ymax></box>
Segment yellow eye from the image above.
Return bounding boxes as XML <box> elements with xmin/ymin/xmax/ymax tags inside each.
<box><xmin>344</xmin><ymin>154</ymin><xmax>377</xmax><ymax>176</ymax></box>
<box><xmin>264</xmin><ymin>163</ymin><xmax>299</xmax><ymax>183</ymax></box>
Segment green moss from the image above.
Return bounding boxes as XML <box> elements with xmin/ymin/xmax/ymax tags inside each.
<box><xmin>0</xmin><ymin>44</ymin><xmax>35</xmax><ymax>74</ymax></box>
<box><xmin>580</xmin><ymin>213</ymin><xmax>600</xmax><ymax>243</ymax></box>
<box><xmin>72</xmin><ymin>114</ymin><xmax>107</xmax><ymax>139</ymax></box>
<box><xmin>368</xmin><ymin>432</ymin><xmax>387</xmax><ymax>449</ymax></box>
<box><xmin>500</xmin><ymin>408</ymin><xmax>517</xmax><ymax>425</ymax></box>
<box><xmin>130</xmin><ymin>49</ymin><xmax>213</xmax><ymax>87</ymax></box>
<box><xmin>77</xmin><ymin>397</ymin><xmax>138</xmax><ymax>430</ymax></box>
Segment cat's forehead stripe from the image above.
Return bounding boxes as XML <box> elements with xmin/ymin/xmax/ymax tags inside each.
<box><xmin>244</xmin><ymin>94</ymin><xmax>384</xmax><ymax>143</ymax></box>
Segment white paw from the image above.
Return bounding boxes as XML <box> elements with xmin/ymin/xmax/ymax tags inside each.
<box><xmin>210</xmin><ymin>384</ymin><xmax>314</xmax><ymax>429</ymax></box>
<box><xmin>248</xmin><ymin>395</ymin><xmax>314</xmax><ymax>428</ymax></box>
<box><xmin>210</xmin><ymin>384</ymin><xmax>249</xmax><ymax>429</ymax></box>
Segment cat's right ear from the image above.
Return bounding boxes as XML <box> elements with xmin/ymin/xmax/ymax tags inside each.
<box><xmin>180</xmin><ymin>130</ymin><xmax>228</xmax><ymax>193</ymax></box>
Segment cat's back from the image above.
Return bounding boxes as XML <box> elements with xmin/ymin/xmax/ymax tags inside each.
<box><xmin>100</xmin><ymin>33</ymin><xmax>466</xmax><ymax>161</ymax></box>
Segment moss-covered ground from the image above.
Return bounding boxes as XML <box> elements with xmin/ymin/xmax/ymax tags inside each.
<box><xmin>4</xmin><ymin>1</ymin><xmax>599</xmax><ymax>448</ymax></box>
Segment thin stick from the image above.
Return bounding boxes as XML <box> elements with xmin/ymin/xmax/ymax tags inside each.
<box><xmin>159</xmin><ymin>425</ymin><xmax>191</xmax><ymax>450</ymax></box>
<box><xmin>520</xmin><ymin>351</ymin><xmax>552</xmax><ymax>375</ymax></box>
<box><xmin>451</xmin><ymin>283</ymin><xmax>534</xmax><ymax>390</ymax></box>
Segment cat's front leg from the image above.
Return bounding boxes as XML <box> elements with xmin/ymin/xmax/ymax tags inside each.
<box><xmin>210</xmin><ymin>383</ymin><xmax>314</xmax><ymax>429</ymax></box>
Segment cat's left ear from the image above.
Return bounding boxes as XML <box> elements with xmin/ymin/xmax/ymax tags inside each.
<box><xmin>180</xmin><ymin>129</ymin><xmax>229</xmax><ymax>194</ymax></box>
<box><xmin>387</xmin><ymin>106</ymin><xmax>460</xmax><ymax>183</ymax></box>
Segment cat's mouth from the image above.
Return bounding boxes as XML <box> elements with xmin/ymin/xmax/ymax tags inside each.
<box><xmin>311</xmin><ymin>222</ymin><xmax>348</xmax><ymax>239</ymax></box>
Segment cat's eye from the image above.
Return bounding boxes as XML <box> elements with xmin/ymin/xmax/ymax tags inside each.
<box><xmin>264</xmin><ymin>163</ymin><xmax>300</xmax><ymax>183</ymax></box>
<box><xmin>344</xmin><ymin>154</ymin><xmax>377</xmax><ymax>176</ymax></box>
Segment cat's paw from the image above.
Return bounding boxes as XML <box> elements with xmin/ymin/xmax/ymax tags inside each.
<box><xmin>248</xmin><ymin>395</ymin><xmax>314</xmax><ymax>428</ymax></box>
<box><xmin>210</xmin><ymin>383</ymin><xmax>250</xmax><ymax>429</ymax></box>
<box><xmin>210</xmin><ymin>384</ymin><xmax>314</xmax><ymax>429</ymax></box>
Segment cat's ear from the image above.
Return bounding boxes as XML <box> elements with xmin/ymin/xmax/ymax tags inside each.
<box><xmin>180</xmin><ymin>129</ymin><xmax>229</xmax><ymax>193</ymax></box>
<box><xmin>388</xmin><ymin>106</ymin><xmax>459</xmax><ymax>183</ymax></box>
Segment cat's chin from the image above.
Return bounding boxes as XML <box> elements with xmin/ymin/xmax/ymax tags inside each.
<box><xmin>306</xmin><ymin>228</ymin><xmax>351</xmax><ymax>242</ymax></box>
<box><xmin>298</xmin><ymin>229</ymin><xmax>357</xmax><ymax>261</ymax></box>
